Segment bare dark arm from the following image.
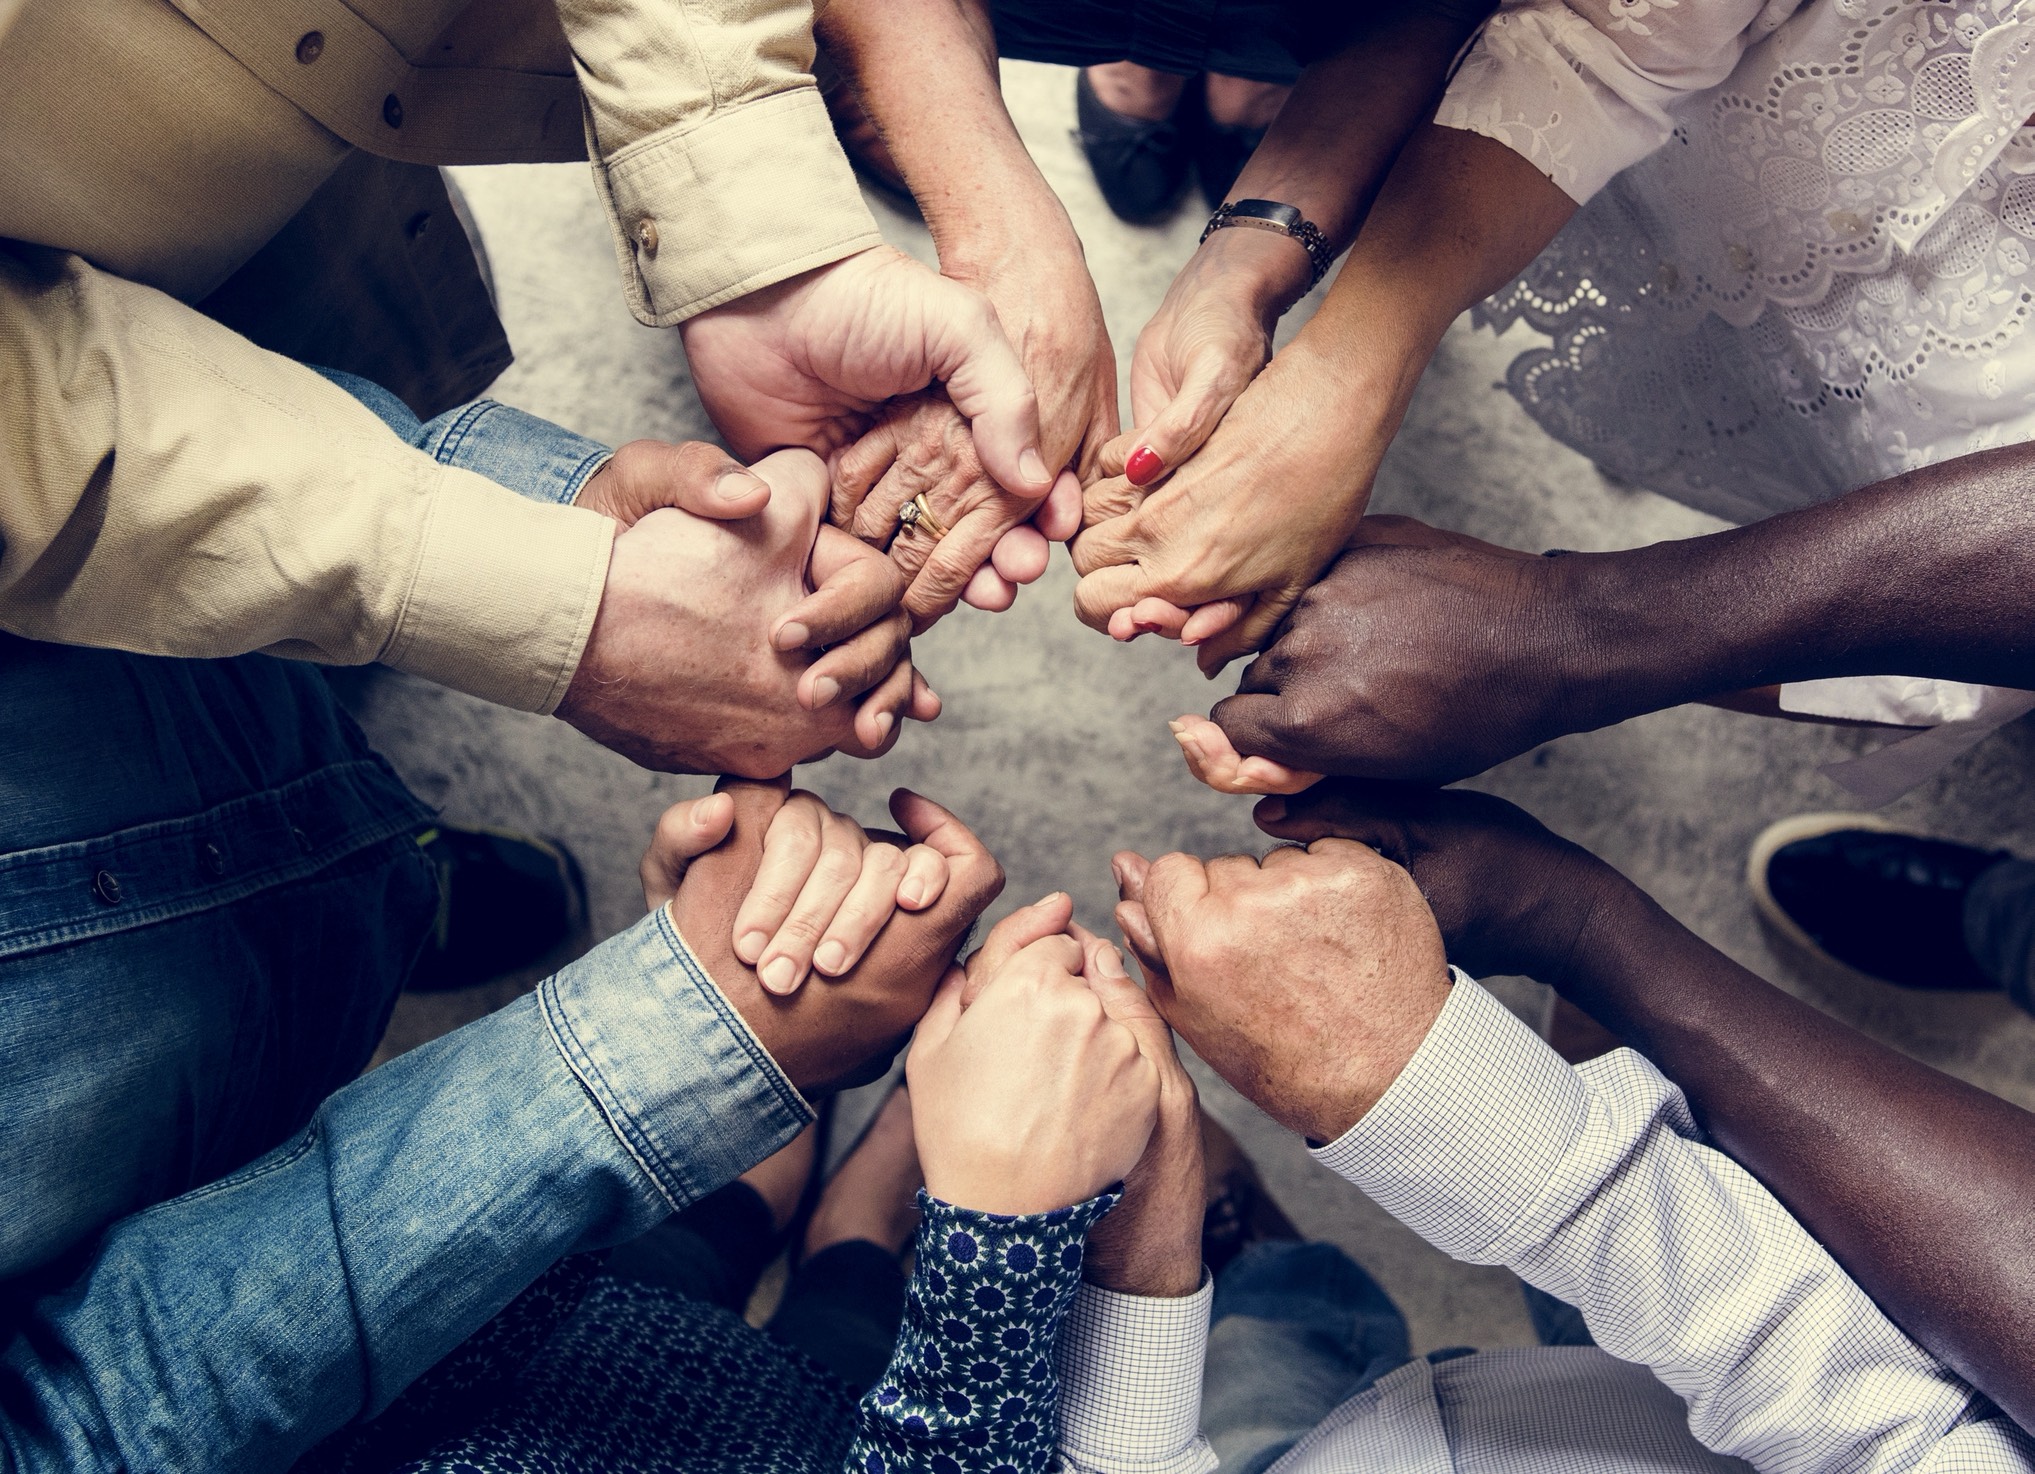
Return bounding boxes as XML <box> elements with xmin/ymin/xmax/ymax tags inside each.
<box><xmin>1216</xmin><ymin>442</ymin><xmax>2035</xmax><ymax>784</ymax></box>
<box><xmin>1260</xmin><ymin>779</ymin><xmax>2035</xmax><ymax>1431</ymax></box>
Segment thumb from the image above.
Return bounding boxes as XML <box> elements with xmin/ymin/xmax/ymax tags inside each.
<box><xmin>577</xmin><ymin>440</ymin><xmax>771</xmax><ymax>524</ymax></box>
<box><xmin>917</xmin><ymin>275</ymin><xmax>1054</xmax><ymax>500</ymax></box>
<box><xmin>911</xmin><ymin>964</ymin><xmax>970</xmax><ymax>1059</ymax></box>
<box><xmin>1120</xmin><ymin>354</ymin><xmax>1247</xmax><ymax>489</ymax></box>
<box><xmin>640</xmin><ymin>791</ymin><xmax>737</xmax><ymax>910</ymax></box>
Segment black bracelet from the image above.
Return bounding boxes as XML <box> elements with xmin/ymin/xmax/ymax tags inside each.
<box><xmin>1201</xmin><ymin>198</ymin><xmax>1335</xmax><ymax>293</ymax></box>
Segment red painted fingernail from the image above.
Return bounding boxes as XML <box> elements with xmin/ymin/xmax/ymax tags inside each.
<box><xmin>1125</xmin><ymin>446</ymin><xmax>1163</xmax><ymax>487</ymax></box>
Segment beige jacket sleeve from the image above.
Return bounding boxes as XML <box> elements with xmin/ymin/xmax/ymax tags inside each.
<box><xmin>0</xmin><ymin>244</ymin><xmax>614</xmax><ymax>714</ymax></box>
<box><xmin>556</xmin><ymin>0</ymin><xmax>883</xmax><ymax>326</ymax></box>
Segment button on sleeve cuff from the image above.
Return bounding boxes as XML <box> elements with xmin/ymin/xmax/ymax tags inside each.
<box><xmin>593</xmin><ymin>87</ymin><xmax>883</xmax><ymax>326</ymax></box>
<box><xmin>378</xmin><ymin>464</ymin><xmax>613</xmax><ymax>715</ymax></box>
<box><xmin>539</xmin><ymin>905</ymin><xmax>813</xmax><ymax>1214</ymax></box>
<box><xmin>1310</xmin><ymin>970</ymin><xmax>1593</xmax><ymax>1264</ymax></box>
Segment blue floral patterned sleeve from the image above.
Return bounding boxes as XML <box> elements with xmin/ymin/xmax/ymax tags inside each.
<box><xmin>849</xmin><ymin>1188</ymin><xmax>1121</xmax><ymax>1474</ymax></box>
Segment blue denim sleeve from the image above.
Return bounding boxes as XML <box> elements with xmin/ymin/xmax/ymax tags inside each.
<box><xmin>850</xmin><ymin>1188</ymin><xmax>1121</xmax><ymax>1474</ymax></box>
<box><xmin>316</xmin><ymin>368</ymin><xmax>613</xmax><ymax>506</ymax></box>
<box><xmin>0</xmin><ymin>906</ymin><xmax>809</xmax><ymax>1474</ymax></box>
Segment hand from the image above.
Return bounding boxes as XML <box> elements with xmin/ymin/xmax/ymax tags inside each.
<box><xmin>667</xmin><ymin>780</ymin><xmax>1004</xmax><ymax>1097</ymax></box>
<box><xmin>1113</xmin><ymin>840</ymin><xmax>1448</xmax><ymax>1143</ymax></box>
<box><xmin>832</xmin><ymin>392</ymin><xmax>1085</xmax><ymax>630</ymax></box>
<box><xmin>556</xmin><ymin>448</ymin><xmax>940</xmax><ymax>776</ymax></box>
<box><xmin>1253</xmin><ymin>779</ymin><xmax>1624</xmax><ymax>985</ymax></box>
<box><xmin>908</xmin><ymin>900</ymin><xmax>1160</xmax><ymax>1214</ymax></box>
<box><xmin>575</xmin><ymin>439</ymin><xmax>772</xmax><ymax>525</ymax></box>
<box><xmin>679</xmin><ymin>245</ymin><xmax>1054</xmax><ymax>505</ymax></box>
<box><xmin>1075</xmin><ymin>917</ymin><xmax>1205</xmax><ymax>1298</ymax></box>
<box><xmin>1071</xmin><ymin>339</ymin><xmax>1382</xmax><ymax>674</ymax></box>
<box><xmin>1170</xmin><ymin>713</ymin><xmax>1321</xmax><ymax>796</ymax></box>
<box><xmin>1210</xmin><ymin>516</ymin><xmax>1589</xmax><ymax>784</ymax></box>
<box><xmin>641</xmin><ymin>785</ymin><xmax>952</xmax><ymax>996</ymax></box>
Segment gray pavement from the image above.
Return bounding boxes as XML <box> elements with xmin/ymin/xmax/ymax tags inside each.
<box><xmin>353</xmin><ymin>61</ymin><xmax>2035</xmax><ymax>1352</ymax></box>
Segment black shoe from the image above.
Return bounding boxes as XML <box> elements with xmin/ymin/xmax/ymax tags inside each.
<box><xmin>1075</xmin><ymin>67</ymin><xmax>1193</xmax><ymax>225</ymax></box>
<box><xmin>1195</xmin><ymin>118</ymin><xmax>1268</xmax><ymax>211</ymax></box>
<box><xmin>407</xmin><ymin>824</ymin><xmax>587</xmax><ymax>992</ymax></box>
<box><xmin>1748</xmin><ymin>813</ymin><xmax>2010</xmax><ymax>991</ymax></box>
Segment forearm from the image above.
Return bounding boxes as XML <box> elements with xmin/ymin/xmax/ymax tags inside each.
<box><xmin>817</xmin><ymin>0</ymin><xmax>1077</xmax><ymax>276</ymax></box>
<box><xmin>1547</xmin><ymin>876</ymin><xmax>2035</xmax><ymax>1432</ymax></box>
<box><xmin>1552</xmin><ymin>446</ymin><xmax>2035</xmax><ymax>724</ymax></box>
<box><xmin>0</xmin><ymin>908</ymin><xmax>809</xmax><ymax>1472</ymax></box>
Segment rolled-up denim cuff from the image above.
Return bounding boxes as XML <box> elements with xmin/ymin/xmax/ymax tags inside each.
<box><xmin>416</xmin><ymin>399</ymin><xmax>613</xmax><ymax>506</ymax></box>
<box><xmin>538</xmin><ymin>906</ymin><xmax>812</xmax><ymax>1214</ymax></box>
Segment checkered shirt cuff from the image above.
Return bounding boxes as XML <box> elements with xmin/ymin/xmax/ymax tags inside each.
<box><xmin>1056</xmin><ymin>1275</ymin><xmax>1217</xmax><ymax>1474</ymax></box>
<box><xmin>1311</xmin><ymin>969</ymin><xmax>1594</xmax><ymax>1263</ymax></box>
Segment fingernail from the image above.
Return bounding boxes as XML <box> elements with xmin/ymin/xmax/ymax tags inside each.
<box><xmin>873</xmin><ymin>710</ymin><xmax>895</xmax><ymax>738</ymax></box>
<box><xmin>774</xmin><ymin>621</ymin><xmax>810</xmax><ymax>652</ymax></box>
<box><xmin>815</xmin><ymin>941</ymin><xmax>847</xmax><ymax>975</ymax></box>
<box><xmin>737</xmin><ymin>929</ymin><xmax>769</xmax><ymax>964</ymax></box>
<box><xmin>761</xmin><ymin>956</ymin><xmax>799</xmax><ymax>994</ymax></box>
<box><xmin>1034</xmin><ymin>891</ymin><xmax>1067</xmax><ymax>911</ymax></box>
<box><xmin>716</xmin><ymin>468</ymin><xmax>765</xmax><ymax>504</ymax></box>
<box><xmin>1019</xmin><ymin>448</ymin><xmax>1051</xmax><ymax>487</ymax></box>
<box><xmin>900</xmin><ymin>877</ymin><xmax>927</xmax><ymax>907</ymax></box>
<box><xmin>1167</xmin><ymin>718</ymin><xmax>1185</xmax><ymax>734</ymax></box>
<box><xmin>1125</xmin><ymin>446</ymin><xmax>1163</xmax><ymax>486</ymax></box>
<box><xmin>812</xmin><ymin>676</ymin><xmax>841</xmax><ymax>709</ymax></box>
<box><xmin>1094</xmin><ymin>945</ymin><xmax>1128</xmax><ymax>978</ymax></box>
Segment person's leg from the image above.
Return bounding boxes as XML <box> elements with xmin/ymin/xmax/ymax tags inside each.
<box><xmin>765</xmin><ymin>1086</ymin><xmax>922</xmax><ymax>1393</ymax></box>
<box><xmin>1194</xmin><ymin>73</ymin><xmax>1289</xmax><ymax>207</ymax></box>
<box><xmin>1202</xmin><ymin>1241</ymin><xmax>1412</xmax><ymax>1474</ymax></box>
<box><xmin>0</xmin><ymin>635</ymin><xmax>441</xmax><ymax>1306</ymax></box>
<box><xmin>1076</xmin><ymin>63</ymin><xmax>1196</xmax><ymax>224</ymax></box>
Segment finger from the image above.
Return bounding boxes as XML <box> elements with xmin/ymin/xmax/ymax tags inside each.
<box><xmin>905</xmin><ymin>504</ymin><xmax>1015</xmax><ymax>626</ymax></box>
<box><xmin>578</xmin><ymin>439</ymin><xmax>771</xmax><ymax>524</ymax></box>
<box><xmin>758</xmin><ymin>808</ymin><xmax>869</xmax><ymax>994</ymax></box>
<box><xmin>853</xmin><ymin>458</ymin><xmax>925</xmax><ymax>552</ymax></box>
<box><xmin>1250</xmin><ymin>781</ymin><xmax>1403</xmax><ymax>846</ymax></box>
<box><xmin>889</xmin><ymin>788</ymin><xmax>1006</xmax><ymax>937</ymax></box>
<box><xmin>1170</xmin><ymin>713</ymin><xmax>1320</xmax><ymax>796</ymax></box>
<box><xmin>963</xmin><ymin>890</ymin><xmax>1076</xmax><ymax>1004</ymax></box>
<box><xmin>832</xmin><ymin>418</ymin><xmax>904</xmax><ymax>529</ymax></box>
<box><xmin>1072</xmin><ymin>562</ymin><xmax>1154</xmax><ymax>634</ymax></box>
<box><xmin>1095</xmin><ymin>430</ymin><xmax>1134</xmax><ymax>481</ymax></box>
<box><xmin>1208</xmin><ymin>690</ymin><xmax>1325</xmax><ymax>773</ymax></box>
<box><xmin>908</xmin><ymin>669</ymin><xmax>943</xmax><ymax>723</ymax></box>
<box><xmin>896</xmin><ymin>843</ymin><xmax>950</xmax><ymax>910</ymax></box>
<box><xmin>802</xmin><ymin>609</ymin><xmax>911</xmax><ymax>711</ymax></box>
<box><xmin>1179</xmin><ymin>598</ymin><xmax>1249</xmax><ymax>648</ymax></box>
<box><xmin>841</xmin><ymin>656</ymin><xmax>917</xmax><ymax>756</ymax></box>
<box><xmin>909</xmin><ymin>964</ymin><xmax>970</xmax><ymax>1059</ymax></box>
<box><xmin>918</xmin><ymin>277</ymin><xmax>1055</xmax><ymax>498</ymax></box>
<box><xmin>1082</xmin><ymin>935</ymin><xmax>1162</xmax><ymax>1024</ymax></box>
<box><xmin>960</xmin><ymin>564</ymin><xmax>1018</xmax><ymax>612</ymax></box>
<box><xmin>989</xmin><ymin>524</ymin><xmax>1051</xmax><ymax>585</ymax></box>
<box><xmin>774</xmin><ymin>526</ymin><xmax>907</xmax><ymax>654</ymax></box>
<box><xmin>1121</xmin><ymin>356</ymin><xmax>1247</xmax><ymax>488</ymax></box>
<box><xmin>1111</xmin><ymin>898</ymin><xmax>1172</xmax><ymax>994</ymax></box>
<box><xmin>1136</xmin><ymin>852</ymin><xmax>1213</xmax><ymax>958</ymax></box>
<box><xmin>1109</xmin><ymin>596</ymin><xmax>1190</xmax><ymax>643</ymax></box>
<box><xmin>1195</xmin><ymin>591</ymin><xmax>1292</xmax><ymax>676</ymax></box>
<box><xmin>732</xmin><ymin>793</ymin><xmax>827</xmax><ymax>967</ymax></box>
<box><xmin>1033</xmin><ymin>469</ymin><xmax>1084</xmax><ymax>543</ymax></box>
<box><xmin>1110</xmin><ymin>850</ymin><xmax>1154</xmax><ymax>904</ymax></box>
<box><xmin>639</xmin><ymin>790</ymin><xmax>737</xmax><ymax>909</ymax></box>
<box><xmin>813</xmin><ymin>841</ymin><xmax>908</xmax><ymax>978</ymax></box>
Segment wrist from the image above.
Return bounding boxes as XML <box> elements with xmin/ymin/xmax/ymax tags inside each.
<box><xmin>1189</xmin><ymin>226</ymin><xmax>1315</xmax><ymax>324</ymax></box>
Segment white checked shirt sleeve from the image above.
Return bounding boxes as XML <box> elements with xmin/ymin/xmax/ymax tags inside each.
<box><xmin>1312</xmin><ymin>971</ymin><xmax>2035</xmax><ymax>1474</ymax></box>
<box><xmin>1054</xmin><ymin>1276</ymin><xmax>1218</xmax><ymax>1474</ymax></box>
<box><xmin>1434</xmin><ymin>0</ymin><xmax>1802</xmax><ymax>202</ymax></box>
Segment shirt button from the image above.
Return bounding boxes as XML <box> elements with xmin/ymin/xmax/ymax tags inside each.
<box><xmin>295</xmin><ymin>30</ymin><xmax>324</xmax><ymax>64</ymax></box>
<box><xmin>92</xmin><ymin>869</ymin><xmax>123</xmax><ymax>905</ymax></box>
<box><xmin>635</xmin><ymin>218</ymin><xmax>660</xmax><ymax>254</ymax></box>
<box><xmin>383</xmin><ymin>93</ymin><xmax>404</xmax><ymax>129</ymax></box>
<box><xmin>291</xmin><ymin>826</ymin><xmax>314</xmax><ymax>855</ymax></box>
<box><xmin>202</xmin><ymin>842</ymin><xmax>227</xmax><ymax>878</ymax></box>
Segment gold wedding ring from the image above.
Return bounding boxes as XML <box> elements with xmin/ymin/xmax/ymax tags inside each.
<box><xmin>897</xmin><ymin>492</ymin><xmax>949</xmax><ymax>542</ymax></box>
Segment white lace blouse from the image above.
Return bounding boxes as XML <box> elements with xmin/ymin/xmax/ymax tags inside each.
<box><xmin>1435</xmin><ymin>0</ymin><xmax>2035</xmax><ymax>762</ymax></box>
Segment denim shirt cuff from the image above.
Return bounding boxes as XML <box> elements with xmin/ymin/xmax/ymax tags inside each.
<box><xmin>538</xmin><ymin>906</ymin><xmax>812</xmax><ymax>1213</ymax></box>
<box><xmin>418</xmin><ymin>400</ymin><xmax>613</xmax><ymax>506</ymax></box>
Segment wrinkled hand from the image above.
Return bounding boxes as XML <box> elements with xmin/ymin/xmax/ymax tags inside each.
<box><xmin>829</xmin><ymin>240</ymin><xmax>1113</xmax><ymax>627</ymax></box>
<box><xmin>667</xmin><ymin>779</ymin><xmax>1004</xmax><ymax>1097</ymax></box>
<box><xmin>909</xmin><ymin>900</ymin><xmax>1159</xmax><ymax>1214</ymax></box>
<box><xmin>1211</xmin><ymin>515</ymin><xmax>1585</xmax><ymax>784</ymax></box>
<box><xmin>1113</xmin><ymin>840</ymin><xmax>1449</xmax><ymax>1143</ymax></box>
<box><xmin>1075</xmin><ymin>914</ymin><xmax>1205</xmax><ymax>1298</ymax></box>
<box><xmin>1253</xmin><ymin>779</ymin><xmax>1622</xmax><ymax>985</ymax></box>
<box><xmin>1071</xmin><ymin>342</ymin><xmax>1380</xmax><ymax>673</ymax></box>
<box><xmin>575</xmin><ymin>439</ymin><xmax>772</xmax><ymax>525</ymax></box>
<box><xmin>641</xmin><ymin>784</ymin><xmax>952</xmax><ymax>997</ymax></box>
<box><xmin>557</xmin><ymin>449</ymin><xmax>938</xmax><ymax>776</ymax></box>
<box><xmin>680</xmin><ymin>244</ymin><xmax>1053</xmax><ymax>505</ymax></box>
<box><xmin>833</xmin><ymin>392</ymin><xmax>1084</xmax><ymax>629</ymax></box>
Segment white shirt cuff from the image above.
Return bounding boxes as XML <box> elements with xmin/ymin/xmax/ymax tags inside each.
<box><xmin>1310</xmin><ymin>970</ymin><xmax>1596</xmax><ymax>1264</ymax></box>
<box><xmin>1056</xmin><ymin>1275</ymin><xmax>1218</xmax><ymax>1474</ymax></box>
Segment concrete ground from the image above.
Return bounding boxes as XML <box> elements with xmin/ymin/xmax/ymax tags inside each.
<box><xmin>355</xmin><ymin>61</ymin><xmax>2035</xmax><ymax>1353</ymax></box>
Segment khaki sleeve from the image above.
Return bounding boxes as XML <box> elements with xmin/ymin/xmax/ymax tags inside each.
<box><xmin>0</xmin><ymin>245</ymin><xmax>614</xmax><ymax>714</ymax></box>
<box><xmin>554</xmin><ymin>0</ymin><xmax>883</xmax><ymax>325</ymax></box>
